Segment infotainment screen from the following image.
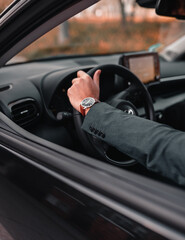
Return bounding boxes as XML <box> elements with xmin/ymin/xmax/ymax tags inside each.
<box><xmin>119</xmin><ymin>52</ymin><xmax>160</xmax><ymax>84</ymax></box>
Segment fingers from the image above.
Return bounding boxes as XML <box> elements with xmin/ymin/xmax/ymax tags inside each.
<box><xmin>76</xmin><ymin>69</ymin><xmax>101</xmax><ymax>86</ymax></box>
<box><xmin>77</xmin><ymin>70</ymin><xmax>91</xmax><ymax>80</ymax></box>
<box><xmin>72</xmin><ymin>78</ymin><xmax>80</xmax><ymax>85</ymax></box>
<box><xmin>72</xmin><ymin>70</ymin><xmax>92</xmax><ymax>85</ymax></box>
<box><xmin>93</xmin><ymin>70</ymin><xmax>101</xmax><ymax>86</ymax></box>
<box><xmin>73</xmin><ymin>69</ymin><xmax>101</xmax><ymax>91</ymax></box>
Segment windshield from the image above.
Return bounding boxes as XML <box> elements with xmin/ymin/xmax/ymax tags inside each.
<box><xmin>8</xmin><ymin>1</ymin><xmax>185</xmax><ymax>64</ymax></box>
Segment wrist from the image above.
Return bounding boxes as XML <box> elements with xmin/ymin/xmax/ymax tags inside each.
<box><xmin>84</xmin><ymin>108</ymin><xmax>90</xmax><ymax>115</ymax></box>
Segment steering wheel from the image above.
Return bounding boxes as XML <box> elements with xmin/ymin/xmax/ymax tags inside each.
<box><xmin>73</xmin><ymin>64</ymin><xmax>155</xmax><ymax>166</ymax></box>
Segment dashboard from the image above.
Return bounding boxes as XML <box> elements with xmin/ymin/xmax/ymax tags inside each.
<box><xmin>1</xmin><ymin>53</ymin><xmax>185</xmax><ymax>151</ymax></box>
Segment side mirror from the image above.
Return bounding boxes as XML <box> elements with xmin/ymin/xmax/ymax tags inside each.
<box><xmin>156</xmin><ymin>0</ymin><xmax>185</xmax><ymax>19</ymax></box>
<box><xmin>136</xmin><ymin>0</ymin><xmax>157</xmax><ymax>8</ymax></box>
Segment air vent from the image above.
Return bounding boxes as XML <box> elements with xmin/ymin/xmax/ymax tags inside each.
<box><xmin>0</xmin><ymin>84</ymin><xmax>12</xmax><ymax>92</ymax></box>
<box><xmin>9</xmin><ymin>98</ymin><xmax>40</xmax><ymax>127</ymax></box>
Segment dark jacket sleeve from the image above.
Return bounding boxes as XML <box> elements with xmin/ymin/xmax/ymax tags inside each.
<box><xmin>82</xmin><ymin>102</ymin><xmax>185</xmax><ymax>186</ymax></box>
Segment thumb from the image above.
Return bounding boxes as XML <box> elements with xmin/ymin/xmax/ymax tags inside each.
<box><xmin>93</xmin><ymin>70</ymin><xmax>101</xmax><ymax>86</ymax></box>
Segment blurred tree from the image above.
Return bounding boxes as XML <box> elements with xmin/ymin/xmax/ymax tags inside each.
<box><xmin>130</xmin><ymin>0</ymin><xmax>137</xmax><ymax>18</ymax></box>
<box><xmin>118</xmin><ymin>0</ymin><xmax>137</xmax><ymax>24</ymax></box>
<box><xmin>118</xmin><ymin>0</ymin><xmax>126</xmax><ymax>24</ymax></box>
<box><xmin>58</xmin><ymin>21</ymin><xmax>69</xmax><ymax>44</ymax></box>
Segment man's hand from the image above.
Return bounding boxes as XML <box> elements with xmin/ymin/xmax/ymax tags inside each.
<box><xmin>67</xmin><ymin>70</ymin><xmax>101</xmax><ymax>114</ymax></box>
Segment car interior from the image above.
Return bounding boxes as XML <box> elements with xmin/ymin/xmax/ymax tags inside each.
<box><xmin>1</xmin><ymin>0</ymin><xmax>185</xmax><ymax>187</ymax></box>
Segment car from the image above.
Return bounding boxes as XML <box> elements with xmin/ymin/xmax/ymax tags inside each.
<box><xmin>0</xmin><ymin>0</ymin><xmax>185</xmax><ymax>239</ymax></box>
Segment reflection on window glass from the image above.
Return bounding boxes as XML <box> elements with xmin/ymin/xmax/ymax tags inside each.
<box><xmin>10</xmin><ymin>0</ymin><xmax>185</xmax><ymax>64</ymax></box>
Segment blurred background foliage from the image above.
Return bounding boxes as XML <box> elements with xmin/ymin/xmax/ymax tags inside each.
<box><xmin>26</xmin><ymin>21</ymin><xmax>163</xmax><ymax>60</ymax></box>
<box><xmin>2</xmin><ymin>0</ymin><xmax>184</xmax><ymax>63</ymax></box>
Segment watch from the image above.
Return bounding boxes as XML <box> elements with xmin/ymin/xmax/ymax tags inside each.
<box><xmin>80</xmin><ymin>97</ymin><xmax>99</xmax><ymax>116</ymax></box>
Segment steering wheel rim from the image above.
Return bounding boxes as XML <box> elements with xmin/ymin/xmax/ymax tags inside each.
<box><xmin>73</xmin><ymin>64</ymin><xmax>155</xmax><ymax>166</ymax></box>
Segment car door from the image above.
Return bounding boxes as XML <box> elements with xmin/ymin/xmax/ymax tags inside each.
<box><xmin>1</xmin><ymin>115</ymin><xmax>185</xmax><ymax>240</ymax></box>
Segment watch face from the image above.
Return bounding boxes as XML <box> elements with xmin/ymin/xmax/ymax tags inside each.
<box><xmin>81</xmin><ymin>97</ymin><xmax>95</xmax><ymax>108</ymax></box>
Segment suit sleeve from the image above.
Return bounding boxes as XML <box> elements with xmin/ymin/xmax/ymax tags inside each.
<box><xmin>82</xmin><ymin>102</ymin><xmax>185</xmax><ymax>186</ymax></box>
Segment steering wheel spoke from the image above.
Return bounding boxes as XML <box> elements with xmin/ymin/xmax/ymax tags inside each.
<box><xmin>118</xmin><ymin>85</ymin><xmax>137</xmax><ymax>100</ymax></box>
